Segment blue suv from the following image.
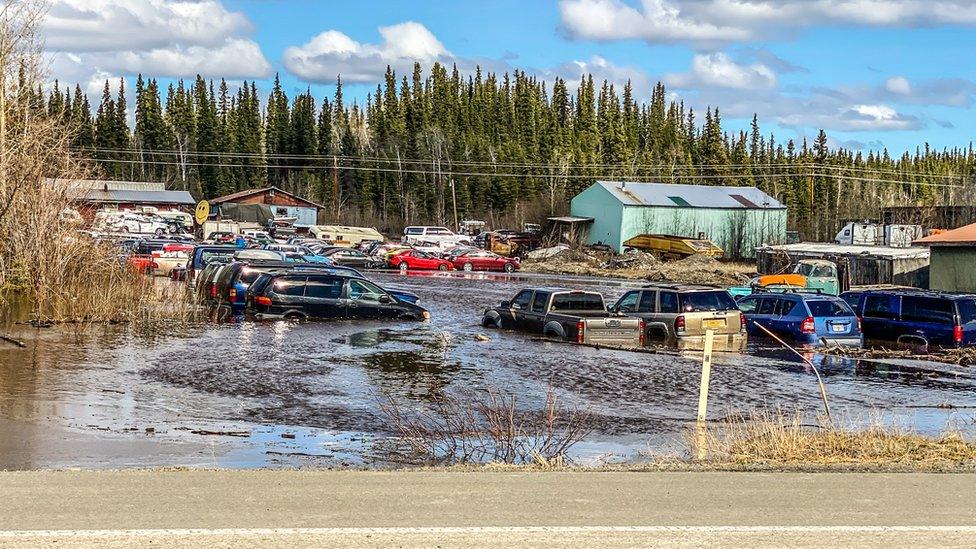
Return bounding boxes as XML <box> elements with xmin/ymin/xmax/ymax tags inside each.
<box><xmin>738</xmin><ymin>291</ymin><xmax>862</xmax><ymax>347</ymax></box>
<box><xmin>845</xmin><ymin>290</ymin><xmax>976</xmax><ymax>350</ymax></box>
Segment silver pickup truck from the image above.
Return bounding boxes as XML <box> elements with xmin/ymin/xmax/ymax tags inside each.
<box><xmin>482</xmin><ymin>288</ymin><xmax>643</xmax><ymax>347</ymax></box>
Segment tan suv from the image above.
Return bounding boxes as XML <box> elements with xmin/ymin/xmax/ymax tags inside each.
<box><xmin>611</xmin><ymin>284</ymin><xmax>747</xmax><ymax>352</ymax></box>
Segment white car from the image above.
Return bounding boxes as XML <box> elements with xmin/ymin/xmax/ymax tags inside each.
<box><xmin>402</xmin><ymin>226</ymin><xmax>471</xmax><ymax>249</ymax></box>
<box><xmin>107</xmin><ymin>213</ymin><xmax>170</xmax><ymax>236</ymax></box>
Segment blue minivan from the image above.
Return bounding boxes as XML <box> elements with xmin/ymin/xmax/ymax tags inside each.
<box><xmin>845</xmin><ymin>290</ymin><xmax>976</xmax><ymax>349</ymax></box>
<box><xmin>738</xmin><ymin>291</ymin><xmax>862</xmax><ymax>346</ymax></box>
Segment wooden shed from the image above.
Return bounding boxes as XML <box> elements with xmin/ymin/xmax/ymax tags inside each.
<box><xmin>210</xmin><ymin>186</ymin><xmax>324</xmax><ymax>227</ymax></box>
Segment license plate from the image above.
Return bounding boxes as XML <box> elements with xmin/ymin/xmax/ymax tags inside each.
<box><xmin>831</xmin><ymin>324</ymin><xmax>846</xmax><ymax>332</ymax></box>
<box><xmin>606</xmin><ymin>319</ymin><xmax>621</xmax><ymax>328</ymax></box>
<box><xmin>703</xmin><ymin>319</ymin><xmax>726</xmax><ymax>329</ymax></box>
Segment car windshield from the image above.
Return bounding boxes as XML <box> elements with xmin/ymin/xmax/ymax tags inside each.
<box><xmin>200</xmin><ymin>250</ymin><xmax>235</xmax><ymax>265</ymax></box>
<box><xmin>551</xmin><ymin>293</ymin><xmax>605</xmax><ymax>311</ymax></box>
<box><xmin>679</xmin><ymin>291</ymin><xmax>738</xmax><ymax>312</ymax></box>
<box><xmin>807</xmin><ymin>299</ymin><xmax>854</xmax><ymax>317</ymax></box>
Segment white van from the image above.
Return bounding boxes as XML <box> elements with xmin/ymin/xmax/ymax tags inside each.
<box><xmin>402</xmin><ymin>226</ymin><xmax>471</xmax><ymax>248</ymax></box>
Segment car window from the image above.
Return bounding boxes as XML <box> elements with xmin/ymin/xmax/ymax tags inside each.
<box><xmin>512</xmin><ymin>290</ymin><xmax>533</xmax><ymax>309</ymax></box>
<box><xmin>405</xmin><ymin>227</ymin><xmax>423</xmax><ymax>235</ymax></box>
<box><xmin>737</xmin><ymin>298</ymin><xmax>759</xmax><ymax>313</ymax></box>
<box><xmin>778</xmin><ymin>299</ymin><xmax>797</xmax><ymax>316</ymax></box>
<box><xmin>551</xmin><ymin>293</ymin><xmax>605</xmax><ymax>312</ymax></box>
<box><xmin>807</xmin><ymin>299</ymin><xmax>853</xmax><ymax>317</ymax></box>
<box><xmin>305</xmin><ymin>276</ymin><xmax>344</xmax><ymax>299</ymax></box>
<box><xmin>957</xmin><ymin>299</ymin><xmax>976</xmax><ymax>325</ymax></box>
<box><xmin>679</xmin><ymin>291</ymin><xmax>738</xmax><ymax>312</ymax></box>
<box><xmin>616</xmin><ymin>291</ymin><xmax>640</xmax><ymax>313</ymax></box>
<box><xmin>659</xmin><ymin>292</ymin><xmax>679</xmax><ymax>313</ymax></box>
<box><xmin>531</xmin><ymin>291</ymin><xmax>551</xmax><ymax>313</ymax></box>
<box><xmin>638</xmin><ymin>291</ymin><xmax>655</xmax><ymax>313</ymax></box>
<box><xmin>864</xmin><ymin>295</ymin><xmax>897</xmax><ymax>320</ymax></box>
<box><xmin>758</xmin><ymin>298</ymin><xmax>778</xmax><ymax>315</ymax></box>
<box><xmin>901</xmin><ymin>296</ymin><xmax>954</xmax><ymax>324</ymax></box>
<box><xmin>349</xmin><ymin>279</ymin><xmax>386</xmax><ymax>301</ymax></box>
<box><xmin>841</xmin><ymin>292</ymin><xmax>862</xmax><ymax>310</ymax></box>
<box><xmin>272</xmin><ymin>277</ymin><xmax>306</xmax><ymax>296</ymax></box>
<box><xmin>238</xmin><ymin>266</ymin><xmax>268</xmax><ymax>285</ymax></box>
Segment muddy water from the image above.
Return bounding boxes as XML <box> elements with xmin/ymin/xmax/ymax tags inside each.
<box><xmin>1</xmin><ymin>272</ymin><xmax>975</xmax><ymax>470</ymax></box>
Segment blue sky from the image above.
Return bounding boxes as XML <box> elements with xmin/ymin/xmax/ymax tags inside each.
<box><xmin>43</xmin><ymin>0</ymin><xmax>976</xmax><ymax>155</ymax></box>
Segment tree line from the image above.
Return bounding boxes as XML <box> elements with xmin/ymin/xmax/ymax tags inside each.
<box><xmin>38</xmin><ymin>63</ymin><xmax>976</xmax><ymax>240</ymax></box>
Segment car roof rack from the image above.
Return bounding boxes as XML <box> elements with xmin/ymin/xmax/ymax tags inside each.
<box><xmin>754</xmin><ymin>287</ymin><xmax>825</xmax><ymax>295</ymax></box>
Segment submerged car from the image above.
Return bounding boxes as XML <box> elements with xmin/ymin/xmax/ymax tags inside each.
<box><xmin>213</xmin><ymin>261</ymin><xmax>364</xmax><ymax>314</ymax></box>
<box><xmin>245</xmin><ymin>271</ymin><xmax>429</xmax><ymax>321</ymax></box>
<box><xmin>611</xmin><ymin>284</ymin><xmax>746</xmax><ymax>351</ymax></box>
<box><xmin>845</xmin><ymin>289</ymin><xmax>976</xmax><ymax>349</ymax></box>
<box><xmin>738</xmin><ymin>290</ymin><xmax>862</xmax><ymax>346</ymax></box>
<box><xmin>187</xmin><ymin>245</ymin><xmax>238</xmax><ymax>287</ymax></box>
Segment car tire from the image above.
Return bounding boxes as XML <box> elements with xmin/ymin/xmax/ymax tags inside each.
<box><xmin>504</xmin><ymin>263</ymin><xmax>515</xmax><ymax>273</ymax></box>
<box><xmin>438</xmin><ymin>264</ymin><xmax>449</xmax><ymax>271</ymax></box>
<box><xmin>283</xmin><ymin>312</ymin><xmax>306</xmax><ymax>321</ymax></box>
<box><xmin>155</xmin><ymin>228</ymin><xmax>165</xmax><ymax>236</ymax></box>
<box><xmin>399</xmin><ymin>262</ymin><xmax>408</xmax><ymax>273</ymax></box>
<box><xmin>462</xmin><ymin>263</ymin><xmax>473</xmax><ymax>272</ymax></box>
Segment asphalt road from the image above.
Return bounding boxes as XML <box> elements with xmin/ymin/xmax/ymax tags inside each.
<box><xmin>1</xmin><ymin>470</ymin><xmax>975</xmax><ymax>547</ymax></box>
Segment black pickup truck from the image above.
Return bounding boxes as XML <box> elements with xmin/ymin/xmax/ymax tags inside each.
<box><xmin>482</xmin><ymin>288</ymin><xmax>643</xmax><ymax>346</ymax></box>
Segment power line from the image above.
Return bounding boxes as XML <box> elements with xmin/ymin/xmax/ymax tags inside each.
<box><xmin>87</xmin><ymin>157</ymin><xmax>964</xmax><ymax>187</ymax></box>
<box><xmin>71</xmin><ymin>146</ymin><xmax>972</xmax><ymax>181</ymax></box>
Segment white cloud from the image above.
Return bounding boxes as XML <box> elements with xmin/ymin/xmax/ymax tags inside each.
<box><xmin>559</xmin><ymin>0</ymin><xmax>976</xmax><ymax>45</ymax></box>
<box><xmin>665</xmin><ymin>52</ymin><xmax>776</xmax><ymax>90</ymax></box>
<box><xmin>885</xmin><ymin>76</ymin><xmax>912</xmax><ymax>95</ymax></box>
<box><xmin>45</xmin><ymin>0</ymin><xmax>271</xmax><ymax>82</ymax></box>
<box><xmin>548</xmin><ymin>55</ymin><xmax>651</xmax><ymax>94</ymax></box>
<box><xmin>284</xmin><ymin>22</ymin><xmax>452</xmax><ymax>83</ymax></box>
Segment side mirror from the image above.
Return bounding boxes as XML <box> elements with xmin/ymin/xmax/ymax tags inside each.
<box><xmin>510</xmin><ymin>302</ymin><xmax>521</xmax><ymax>311</ymax></box>
<box><xmin>379</xmin><ymin>294</ymin><xmax>392</xmax><ymax>304</ymax></box>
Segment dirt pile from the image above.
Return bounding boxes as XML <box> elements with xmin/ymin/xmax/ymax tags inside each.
<box><xmin>522</xmin><ymin>249</ymin><xmax>752</xmax><ymax>286</ymax></box>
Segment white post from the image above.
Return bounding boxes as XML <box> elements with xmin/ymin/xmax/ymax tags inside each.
<box><xmin>696</xmin><ymin>329</ymin><xmax>715</xmax><ymax>422</ymax></box>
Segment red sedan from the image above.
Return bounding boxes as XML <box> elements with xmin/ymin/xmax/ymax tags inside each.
<box><xmin>388</xmin><ymin>249</ymin><xmax>454</xmax><ymax>272</ymax></box>
<box><xmin>451</xmin><ymin>250</ymin><xmax>520</xmax><ymax>272</ymax></box>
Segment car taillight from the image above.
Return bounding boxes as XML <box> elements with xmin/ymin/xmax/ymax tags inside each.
<box><xmin>801</xmin><ymin>316</ymin><xmax>816</xmax><ymax>334</ymax></box>
<box><xmin>229</xmin><ymin>288</ymin><xmax>237</xmax><ymax>299</ymax></box>
<box><xmin>639</xmin><ymin>319</ymin><xmax>645</xmax><ymax>346</ymax></box>
<box><xmin>857</xmin><ymin>317</ymin><xmax>862</xmax><ymax>333</ymax></box>
<box><xmin>209</xmin><ymin>285</ymin><xmax>217</xmax><ymax>298</ymax></box>
<box><xmin>255</xmin><ymin>296</ymin><xmax>273</xmax><ymax>306</ymax></box>
<box><xmin>577</xmin><ymin>319</ymin><xmax>585</xmax><ymax>343</ymax></box>
<box><xmin>739</xmin><ymin>312</ymin><xmax>746</xmax><ymax>331</ymax></box>
<box><xmin>675</xmin><ymin>315</ymin><xmax>685</xmax><ymax>333</ymax></box>
<box><xmin>954</xmin><ymin>324</ymin><xmax>963</xmax><ymax>344</ymax></box>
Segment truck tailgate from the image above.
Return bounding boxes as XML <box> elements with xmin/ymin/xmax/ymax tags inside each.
<box><xmin>582</xmin><ymin>317</ymin><xmax>642</xmax><ymax>347</ymax></box>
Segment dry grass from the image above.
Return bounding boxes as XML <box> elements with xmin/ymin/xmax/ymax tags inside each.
<box><xmin>381</xmin><ymin>385</ymin><xmax>593</xmax><ymax>466</ymax></box>
<box><xmin>0</xmin><ymin>1</ymin><xmax>198</xmax><ymax>324</ymax></box>
<box><xmin>692</xmin><ymin>408</ymin><xmax>976</xmax><ymax>469</ymax></box>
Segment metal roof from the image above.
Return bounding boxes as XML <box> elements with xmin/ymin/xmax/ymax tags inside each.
<box><xmin>595</xmin><ymin>181</ymin><xmax>785</xmax><ymax>209</ymax></box>
<box><xmin>756</xmin><ymin>242</ymin><xmax>930</xmax><ymax>260</ymax></box>
<box><xmin>210</xmin><ymin>186</ymin><xmax>326</xmax><ymax>210</ymax></box>
<box><xmin>80</xmin><ymin>189</ymin><xmax>196</xmax><ymax>205</ymax></box>
<box><xmin>915</xmin><ymin>222</ymin><xmax>976</xmax><ymax>246</ymax></box>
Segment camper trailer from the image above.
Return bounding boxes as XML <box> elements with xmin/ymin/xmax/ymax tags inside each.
<box><xmin>309</xmin><ymin>225</ymin><xmax>385</xmax><ymax>247</ymax></box>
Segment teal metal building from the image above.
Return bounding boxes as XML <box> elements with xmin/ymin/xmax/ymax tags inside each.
<box><xmin>569</xmin><ymin>181</ymin><xmax>787</xmax><ymax>258</ymax></box>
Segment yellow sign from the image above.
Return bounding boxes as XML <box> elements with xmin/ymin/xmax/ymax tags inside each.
<box><xmin>194</xmin><ymin>200</ymin><xmax>210</xmax><ymax>225</ymax></box>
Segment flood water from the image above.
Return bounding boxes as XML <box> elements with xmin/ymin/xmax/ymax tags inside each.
<box><xmin>1</xmin><ymin>271</ymin><xmax>975</xmax><ymax>470</ymax></box>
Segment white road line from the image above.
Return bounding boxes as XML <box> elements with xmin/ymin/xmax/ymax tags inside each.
<box><xmin>1</xmin><ymin>526</ymin><xmax>976</xmax><ymax>538</ymax></box>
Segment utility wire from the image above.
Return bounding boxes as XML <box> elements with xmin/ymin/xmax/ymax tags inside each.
<box><xmin>86</xmin><ymin>156</ymin><xmax>965</xmax><ymax>187</ymax></box>
<box><xmin>72</xmin><ymin>146</ymin><xmax>972</xmax><ymax>181</ymax></box>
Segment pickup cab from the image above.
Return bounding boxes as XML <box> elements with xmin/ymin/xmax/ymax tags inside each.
<box><xmin>482</xmin><ymin>288</ymin><xmax>643</xmax><ymax>347</ymax></box>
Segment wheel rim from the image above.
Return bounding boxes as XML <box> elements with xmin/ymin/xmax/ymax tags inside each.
<box><xmin>505</xmin><ymin>263</ymin><xmax>514</xmax><ymax>272</ymax></box>
<box><xmin>439</xmin><ymin>264</ymin><xmax>448</xmax><ymax>271</ymax></box>
<box><xmin>399</xmin><ymin>263</ymin><xmax>408</xmax><ymax>272</ymax></box>
<box><xmin>463</xmin><ymin>263</ymin><xmax>473</xmax><ymax>271</ymax></box>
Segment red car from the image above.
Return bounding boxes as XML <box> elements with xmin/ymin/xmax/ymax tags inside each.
<box><xmin>451</xmin><ymin>250</ymin><xmax>520</xmax><ymax>272</ymax></box>
<box><xmin>389</xmin><ymin>249</ymin><xmax>454</xmax><ymax>272</ymax></box>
